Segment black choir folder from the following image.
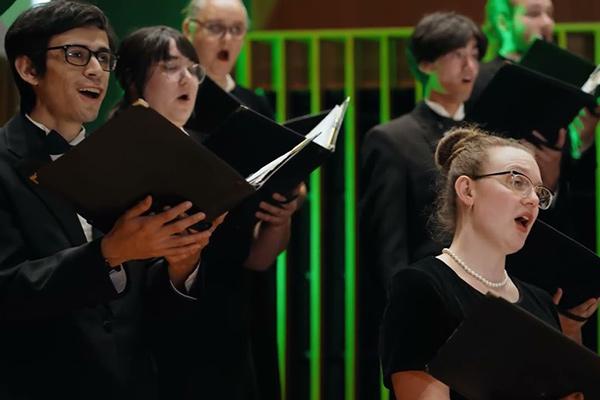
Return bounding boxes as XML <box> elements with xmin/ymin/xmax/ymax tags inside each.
<box><xmin>34</xmin><ymin>101</ymin><xmax>348</xmax><ymax>233</ymax></box>
<box><xmin>469</xmin><ymin>61</ymin><xmax>596</xmax><ymax>145</ymax></box>
<box><xmin>428</xmin><ymin>295</ymin><xmax>600</xmax><ymax>400</ymax></box>
<box><xmin>520</xmin><ymin>39</ymin><xmax>598</xmax><ymax>90</ymax></box>
<box><xmin>507</xmin><ymin>220</ymin><xmax>600</xmax><ymax>309</ymax></box>
<box><xmin>188</xmin><ymin>76</ymin><xmax>349</xmax><ymax>197</ymax></box>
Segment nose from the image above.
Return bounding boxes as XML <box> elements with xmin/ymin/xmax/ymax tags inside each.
<box><xmin>220</xmin><ymin>28</ymin><xmax>234</xmax><ymax>41</ymax></box>
<box><xmin>522</xmin><ymin>187</ymin><xmax>540</xmax><ymax>208</ymax></box>
<box><xmin>465</xmin><ymin>55</ymin><xmax>478</xmax><ymax>73</ymax></box>
<box><xmin>179</xmin><ymin>67</ymin><xmax>196</xmax><ymax>85</ymax></box>
<box><xmin>541</xmin><ymin>13</ymin><xmax>555</xmax><ymax>39</ymax></box>
<box><xmin>84</xmin><ymin>54</ymin><xmax>103</xmax><ymax>76</ymax></box>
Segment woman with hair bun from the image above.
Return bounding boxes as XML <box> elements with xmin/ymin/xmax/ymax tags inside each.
<box><xmin>380</xmin><ymin>126</ymin><xmax>595</xmax><ymax>400</ymax></box>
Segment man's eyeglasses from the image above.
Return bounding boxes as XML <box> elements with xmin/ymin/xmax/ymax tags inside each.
<box><xmin>189</xmin><ymin>18</ymin><xmax>247</xmax><ymax>39</ymax></box>
<box><xmin>46</xmin><ymin>44</ymin><xmax>117</xmax><ymax>72</ymax></box>
<box><xmin>158</xmin><ymin>62</ymin><xmax>206</xmax><ymax>83</ymax></box>
<box><xmin>472</xmin><ymin>170</ymin><xmax>554</xmax><ymax>210</ymax></box>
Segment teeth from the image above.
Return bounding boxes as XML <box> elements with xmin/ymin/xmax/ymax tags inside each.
<box><xmin>79</xmin><ymin>88</ymin><xmax>100</xmax><ymax>94</ymax></box>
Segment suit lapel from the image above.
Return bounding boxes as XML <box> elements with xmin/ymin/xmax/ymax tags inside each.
<box><xmin>6</xmin><ymin>115</ymin><xmax>87</xmax><ymax>246</ymax></box>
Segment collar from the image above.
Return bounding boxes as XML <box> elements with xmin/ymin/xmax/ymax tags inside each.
<box><xmin>224</xmin><ymin>74</ymin><xmax>236</xmax><ymax>93</ymax></box>
<box><xmin>25</xmin><ymin>114</ymin><xmax>86</xmax><ymax>146</ymax></box>
<box><xmin>424</xmin><ymin>99</ymin><xmax>465</xmax><ymax>121</ymax></box>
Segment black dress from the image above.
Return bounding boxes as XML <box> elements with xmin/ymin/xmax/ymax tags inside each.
<box><xmin>380</xmin><ymin>256</ymin><xmax>560</xmax><ymax>400</ymax></box>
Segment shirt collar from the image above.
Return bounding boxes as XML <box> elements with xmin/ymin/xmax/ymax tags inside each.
<box><xmin>224</xmin><ymin>74</ymin><xmax>236</xmax><ymax>93</ymax></box>
<box><xmin>424</xmin><ymin>99</ymin><xmax>465</xmax><ymax>121</ymax></box>
<box><xmin>25</xmin><ymin>114</ymin><xmax>87</xmax><ymax>146</ymax></box>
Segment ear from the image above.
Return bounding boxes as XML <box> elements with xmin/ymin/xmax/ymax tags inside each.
<box><xmin>182</xmin><ymin>18</ymin><xmax>194</xmax><ymax>40</ymax></box>
<box><xmin>455</xmin><ymin>175</ymin><xmax>475</xmax><ymax>208</ymax></box>
<box><xmin>418</xmin><ymin>60</ymin><xmax>433</xmax><ymax>75</ymax></box>
<box><xmin>14</xmin><ymin>55</ymin><xmax>40</xmax><ymax>86</ymax></box>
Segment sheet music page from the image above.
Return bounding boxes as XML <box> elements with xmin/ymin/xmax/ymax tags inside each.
<box><xmin>245</xmin><ymin>136</ymin><xmax>314</xmax><ymax>188</ymax></box>
<box><xmin>581</xmin><ymin>65</ymin><xmax>600</xmax><ymax>95</ymax></box>
<box><xmin>305</xmin><ymin>97</ymin><xmax>350</xmax><ymax>149</ymax></box>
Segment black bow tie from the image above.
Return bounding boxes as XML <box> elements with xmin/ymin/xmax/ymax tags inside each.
<box><xmin>44</xmin><ymin>130</ymin><xmax>73</xmax><ymax>156</ymax></box>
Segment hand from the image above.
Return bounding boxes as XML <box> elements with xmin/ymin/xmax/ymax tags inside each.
<box><xmin>256</xmin><ymin>183</ymin><xmax>306</xmax><ymax>227</ymax></box>
<box><xmin>522</xmin><ymin>129</ymin><xmax>566</xmax><ymax>191</ymax></box>
<box><xmin>552</xmin><ymin>288</ymin><xmax>599</xmax><ymax>344</ymax></box>
<box><xmin>100</xmin><ymin>196</ymin><xmax>209</xmax><ymax>266</ymax></box>
<box><xmin>166</xmin><ymin>212</ymin><xmax>227</xmax><ymax>288</ymax></box>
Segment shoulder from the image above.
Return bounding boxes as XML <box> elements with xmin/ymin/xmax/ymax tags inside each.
<box><xmin>362</xmin><ymin>112</ymin><xmax>425</xmax><ymax>160</ymax></box>
<box><xmin>366</xmin><ymin>111</ymin><xmax>420</xmax><ymax>140</ymax></box>
<box><xmin>388</xmin><ymin>257</ymin><xmax>449</xmax><ymax>299</ymax></box>
<box><xmin>231</xmin><ymin>85</ymin><xmax>274</xmax><ymax>119</ymax></box>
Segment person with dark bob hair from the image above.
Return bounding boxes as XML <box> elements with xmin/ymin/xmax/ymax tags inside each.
<box><xmin>407</xmin><ymin>12</ymin><xmax>487</xmax><ymax>87</ymax></box>
<box><xmin>115</xmin><ymin>25</ymin><xmax>203</xmax><ymax>123</ymax></box>
<box><xmin>358</xmin><ymin>14</ymin><xmax>486</xmax><ymax>389</ymax></box>
<box><xmin>380</xmin><ymin>126</ymin><xmax>597</xmax><ymax>399</ymax></box>
<box><xmin>114</xmin><ymin>25</ymin><xmax>303</xmax><ymax>399</ymax></box>
<box><xmin>0</xmin><ymin>3</ymin><xmax>217</xmax><ymax>399</ymax></box>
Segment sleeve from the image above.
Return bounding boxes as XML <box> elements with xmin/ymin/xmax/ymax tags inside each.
<box><xmin>379</xmin><ymin>268</ymin><xmax>457</xmax><ymax>388</ymax></box>
<box><xmin>0</xmin><ymin>174</ymin><xmax>120</xmax><ymax>321</ymax></box>
<box><xmin>359</xmin><ymin>127</ymin><xmax>410</xmax><ymax>287</ymax></box>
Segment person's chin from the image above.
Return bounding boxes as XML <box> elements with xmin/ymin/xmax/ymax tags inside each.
<box><xmin>79</xmin><ymin>108</ymin><xmax>101</xmax><ymax>124</ymax></box>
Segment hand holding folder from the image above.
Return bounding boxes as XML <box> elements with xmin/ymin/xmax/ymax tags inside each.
<box><xmin>34</xmin><ymin>97</ymin><xmax>348</xmax><ymax>233</ymax></box>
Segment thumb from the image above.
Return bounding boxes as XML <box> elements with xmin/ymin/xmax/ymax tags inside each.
<box><xmin>552</xmin><ymin>287</ymin><xmax>563</xmax><ymax>306</ymax></box>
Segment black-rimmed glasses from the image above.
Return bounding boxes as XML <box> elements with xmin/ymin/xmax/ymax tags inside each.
<box><xmin>472</xmin><ymin>170</ymin><xmax>554</xmax><ymax>210</ymax></box>
<box><xmin>46</xmin><ymin>44</ymin><xmax>117</xmax><ymax>72</ymax></box>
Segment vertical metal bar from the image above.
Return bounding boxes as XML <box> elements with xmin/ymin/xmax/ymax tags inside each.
<box><xmin>235</xmin><ymin>40</ymin><xmax>252</xmax><ymax>86</ymax></box>
<box><xmin>556</xmin><ymin>28</ymin><xmax>568</xmax><ymax>49</ymax></box>
<box><xmin>271</xmin><ymin>37</ymin><xmax>288</xmax><ymax>399</ymax></box>
<box><xmin>272</xmin><ymin>38</ymin><xmax>287</xmax><ymax>122</ymax></box>
<box><xmin>379</xmin><ymin>36</ymin><xmax>391</xmax><ymax>123</ymax></box>
<box><xmin>344</xmin><ymin>36</ymin><xmax>357</xmax><ymax>400</ymax></box>
<box><xmin>308</xmin><ymin>34</ymin><xmax>323</xmax><ymax>400</ymax></box>
<box><xmin>235</xmin><ymin>38</ymin><xmax>252</xmax><ymax>87</ymax></box>
<box><xmin>379</xmin><ymin>33</ymin><xmax>392</xmax><ymax>400</ymax></box>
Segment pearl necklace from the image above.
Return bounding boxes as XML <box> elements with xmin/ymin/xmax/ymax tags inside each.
<box><xmin>442</xmin><ymin>248</ymin><xmax>509</xmax><ymax>289</ymax></box>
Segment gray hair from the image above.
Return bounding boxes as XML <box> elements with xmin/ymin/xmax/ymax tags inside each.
<box><xmin>183</xmin><ymin>0</ymin><xmax>249</xmax><ymax>26</ymax></box>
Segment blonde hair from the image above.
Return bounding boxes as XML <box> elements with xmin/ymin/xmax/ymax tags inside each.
<box><xmin>430</xmin><ymin>126</ymin><xmax>530</xmax><ymax>239</ymax></box>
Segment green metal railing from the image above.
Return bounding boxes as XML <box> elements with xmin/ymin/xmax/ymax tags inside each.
<box><xmin>236</xmin><ymin>23</ymin><xmax>600</xmax><ymax>400</ymax></box>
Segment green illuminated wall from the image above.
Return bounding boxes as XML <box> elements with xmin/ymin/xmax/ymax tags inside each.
<box><xmin>236</xmin><ymin>24</ymin><xmax>600</xmax><ymax>400</ymax></box>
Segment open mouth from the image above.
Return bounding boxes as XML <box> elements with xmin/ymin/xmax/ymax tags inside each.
<box><xmin>177</xmin><ymin>94</ymin><xmax>191</xmax><ymax>101</ymax></box>
<box><xmin>78</xmin><ymin>88</ymin><xmax>101</xmax><ymax>99</ymax></box>
<box><xmin>514</xmin><ymin>215</ymin><xmax>531</xmax><ymax>229</ymax></box>
<box><xmin>217</xmin><ymin>49</ymin><xmax>230</xmax><ymax>62</ymax></box>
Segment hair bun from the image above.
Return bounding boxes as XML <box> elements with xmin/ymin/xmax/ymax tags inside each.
<box><xmin>434</xmin><ymin>126</ymin><xmax>482</xmax><ymax>172</ymax></box>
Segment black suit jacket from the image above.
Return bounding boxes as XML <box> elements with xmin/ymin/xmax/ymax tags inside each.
<box><xmin>359</xmin><ymin>102</ymin><xmax>460</xmax><ymax>288</ymax></box>
<box><xmin>0</xmin><ymin>114</ymin><xmax>188</xmax><ymax>400</ymax></box>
